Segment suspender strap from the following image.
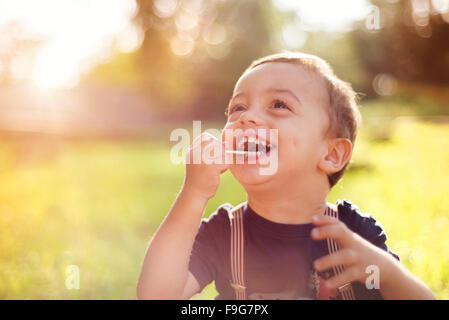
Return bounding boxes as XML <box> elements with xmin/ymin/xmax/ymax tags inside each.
<box><xmin>229</xmin><ymin>202</ymin><xmax>355</xmax><ymax>300</ymax></box>
<box><xmin>228</xmin><ymin>203</ymin><xmax>247</xmax><ymax>300</ymax></box>
<box><xmin>325</xmin><ymin>204</ymin><xmax>355</xmax><ymax>300</ymax></box>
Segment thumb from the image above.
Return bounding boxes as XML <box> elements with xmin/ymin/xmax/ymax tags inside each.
<box><xmin>221</xmin><ymin>141</ymin><xmax>233</xmax><ymax>166</ymax></box>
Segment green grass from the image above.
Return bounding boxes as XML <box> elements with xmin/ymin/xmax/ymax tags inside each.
<box><xmin>0</xmin><ymin>119</ymin><xmax>448</xmax><ymax>299</ymax></box>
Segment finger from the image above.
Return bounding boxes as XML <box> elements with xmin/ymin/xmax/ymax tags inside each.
<box><xmin>199</xmin><ymin>134</ymin><xmax>217</xmax><ymax>149</ymax></box>
<box><xmin>188</xmin><ymin>134</ymin><xmax>218</xmax><ymax>161</ymax></box>
<box><xmin>201</xmin><ymin>140</ymin><xmax>217</xmax><ymax>163</ymax></box>
<box><xmin>222</xmin><ymin>134</ymin><xmax>234</xmax><ymax>151</ymax></box>
<box><xmin>202</xmin><ymin>140</ymin><xmax>226</xmax><ymax>164</ymax></box>
<box><xmin>311</xmin><ymin>224</ymin><xmax>353</xmax><ymax>248</ymax></box>
<box><xmin>313</xmin><ymin>249</ymin><xmax>358</xmax><ymax>272</ymax></box>
<box><xmin>199</xmin><ymin>140</ymin><xmax>232</xmax><ymax>173</ymax></box>
<box><xmin>187</xmin><ymin>140</ymin><xmax>211</xmax><ymax>165</ymax></box>
<box><xmin>323</xmin><ymin>266</ymin><xmax>361</xmax><ymax>290</ymax></box>
<box><xmin>203</xmin><ymin>132</ymin><xmax>218</xmax><ymax>142</ymax></box>
<box><xmin>221</xmin><ymin>128</ymin><xmax>234</xmax><ymax>145</ymax></box>
<box><xmin>222</xmin><ymin>127</ymin><xmax>244</xmax><ymax>148</ymax></box>
<box><xmin>221</xmin><ymin>141</ymin><xmax>233</xmax><ymax>166</ymax></box>
<box><xmin>311</xmin><ymin>214</ymin><xmax>341</xmax><ymax>226</ymax></box>
<box><xmin>188</xmin><ymin>137</ymin><xmax>204</xmax><ymax>154</ymax></box>
<box><xmin>190</xmin><ymin>133</ymin><xmax>217</xmax><ymax>149</ymax></box>
<box><xmin>215</xmin><ymin>142</ymin><xmax>232</xmax><ymax>172</ymax></box>
<box><xmin>214</xmin><ymin>131</ymin><xmax>234</xmax><ymax>165</ymax></box>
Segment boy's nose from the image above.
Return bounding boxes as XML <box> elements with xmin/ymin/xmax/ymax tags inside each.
<box><xmin>238</xmin><ymin>108</ymin><xmax>264</xmax><ymax>127</ymax></box>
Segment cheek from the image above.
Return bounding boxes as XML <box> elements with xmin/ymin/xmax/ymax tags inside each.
<box><xmin>280</xmin><ymin>132</ymin><xmax>316</xmax><ymax>166</ymax></box>
<box><xmin>292</xmin><ymin>136</ymin><xmax>300</xmax><ymax>148</ymax></box>
<box><xmin>279</xmin><ymin>135</ymin><xmax>303</xmax><ymax>166</ymax></box>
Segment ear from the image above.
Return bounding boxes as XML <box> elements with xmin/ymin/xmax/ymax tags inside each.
<box><xmin>317</xmin><ymin>138</ymin><xmax>353</xmax><ymax>175</ymax></box>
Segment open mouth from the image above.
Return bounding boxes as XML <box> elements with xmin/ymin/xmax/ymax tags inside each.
<box><xmin>224</xmin><ymin>134</ymin><xmax>275</xmax><ymax>161</ymax></box>
<box><xmin>241</xmin><ymin>137</ymin><xmax>272</xmax><ymax>155</ymax></box>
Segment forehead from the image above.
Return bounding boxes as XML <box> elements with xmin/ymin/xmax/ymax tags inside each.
<box><xmin>234</xmin><ymin>62</ymin><xmax>328</xmax><ymax>106</ymax></box>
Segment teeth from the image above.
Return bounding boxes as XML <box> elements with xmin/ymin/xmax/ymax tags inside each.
<box><xmin>234</xmin><ymin>133</ymin><xmax>273</xmax><ymax>152</ymax></box>
<box><xmin>237</xmin><ymin>137</ymin><xmax>245</xmax><ymax>149</ymax></box>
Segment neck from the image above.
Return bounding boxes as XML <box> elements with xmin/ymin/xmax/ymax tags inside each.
<box><xmin>245</xmin><ymin>175</ymin><xmax>329</xmax><ymax>224</ymax></box>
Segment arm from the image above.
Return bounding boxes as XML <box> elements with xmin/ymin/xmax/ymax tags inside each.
<box><xmin>311</xmin><ymin>214</ymin><xmax>435</xmax><ymax>300</ymax></box>
<box><xmin>375</xmin><ymin>252</ymin><xmax>435</xmax><ymax>300</ymax></box>
<box><xmin>136</xmin><ymin>187</ymin><xmax>207</xmax><ymax>300</ymax></box>
<box><xmin>182</xmin><ymin>271</ymin><xmax>203</xmax><ymax>299</ymax></box>
<box><xmin>137</xmin><ymin>133</ymin><xmax>230</xmax><ymax>299</ymax></box>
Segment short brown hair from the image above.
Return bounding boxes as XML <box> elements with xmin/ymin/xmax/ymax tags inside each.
<box><xmin>240</xmin><ymin>51</ymin><xmax>362</xmax><ymax>188</ymax></box>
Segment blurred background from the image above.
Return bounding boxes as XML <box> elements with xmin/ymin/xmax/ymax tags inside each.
<box><xmin>0</xmin><ymin>0</ymin><xmax>448</xmax><ymax>299</ymax></box>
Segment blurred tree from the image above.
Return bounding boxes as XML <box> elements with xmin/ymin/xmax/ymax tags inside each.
<box><xmin>353</xmin><ymin>0</ymin><xmax>449</xmax><ymax>94</ymax></box>
<box><xmin>298</xmin><ymin>31</ymin><xmax>369</xmax><ymax>95</ymax></box>
<box><xmin>134</xmin><ymin>0</ymin><xmax>285</xmax><ymax>119</ymax></box>
<box><xmin>84</xmin><ymin>51</ymin><xmax>143</xmax><ymax>88</ymax></box>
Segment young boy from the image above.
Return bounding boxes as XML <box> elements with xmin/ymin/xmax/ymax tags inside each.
<box><xmin>137</xmin><ymin>52</ymin><xmax>435</xmax><ymax>300</ymax></box>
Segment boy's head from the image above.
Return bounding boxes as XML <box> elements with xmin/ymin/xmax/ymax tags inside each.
<box><xmin>223</xmin><ymin>51</ymin><xmax>361</xmax><ymax>190</ymax></box>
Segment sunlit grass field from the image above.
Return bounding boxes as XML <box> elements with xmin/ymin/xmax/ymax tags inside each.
<box><xmin>0</xmin><ymin>119</ymin><xmax>448</xmax><ymax>299</ymax></box>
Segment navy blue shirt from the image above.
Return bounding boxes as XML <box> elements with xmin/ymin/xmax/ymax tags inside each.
<box><xmin>188</xmin><ymin>199</ymin><xmax>399</xmax><ymax>300</ymax></box>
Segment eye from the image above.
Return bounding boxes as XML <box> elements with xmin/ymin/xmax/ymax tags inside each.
<box><xmin>272</xmin><ymin>99</ymin><xmax>290</xmax><ymax>110</ymax></box>
<box><xmin>229</xmin><ymin>105</ymin><xmax>246</xmax><ymax>114</ymax></box>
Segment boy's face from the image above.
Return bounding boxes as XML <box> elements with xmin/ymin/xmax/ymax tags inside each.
<box><xmin>223</xmin><ymin>62</ymin><xmax>332</xmax><ymax>187</ymax></box>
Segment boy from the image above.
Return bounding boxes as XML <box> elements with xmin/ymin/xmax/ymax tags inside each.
<box><xmin>137</xmin><ymin>51</ymin><xmax>435</xmax><ymax>300</ymax></box>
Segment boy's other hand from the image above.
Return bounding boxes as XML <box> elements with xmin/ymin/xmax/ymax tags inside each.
<box><xmin>183</xmin><ymin>132</ymin><xmax>231</xmax><ymax>201</ymax></box>
<box><xmin>310</xmin><ymin>214</ymin><xmax>395</xmax><ymax>291</ymax></box>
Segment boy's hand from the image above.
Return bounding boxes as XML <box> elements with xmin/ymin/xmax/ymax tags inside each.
<box><xmin>311</xmin><ymin>214</ymin><xmax>394</xmax><ymax>290</ymax></box>
<box><xmin>183</xmin><ymin>132</ymin><xmax>231</xmax><ymax>201</ymax></box>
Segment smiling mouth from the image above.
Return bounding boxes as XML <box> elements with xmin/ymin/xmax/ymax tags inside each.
<box><xmin>225</xmin><ymin>136</ymin><xmax>274</xmax><ymax>157</ymax></box>
<box><xmin>243</xmin><ymin>139</ymin><xmax>272</xmax><ymax>154</ymax></box>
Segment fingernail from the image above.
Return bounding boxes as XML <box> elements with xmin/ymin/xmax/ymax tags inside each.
<box><xmin>312</xmin><ymin>215</ymin><xmax>320</xmax><ymax>222</ymax></box>
<box><xmin>311</xmin><ymin>228</ymin><xmax>319</xmax><ymax>237</ymax></box>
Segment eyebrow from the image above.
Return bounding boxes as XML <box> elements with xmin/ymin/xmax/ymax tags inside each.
<box><xmin>230</xmin><ymin>88</ymin><xmax>302</xmax><ymax>105</ymax></box>
<box><xmin>267</xmin><ymin>88</ymin><xmax>302</xmax><ymax>105</ymax></box>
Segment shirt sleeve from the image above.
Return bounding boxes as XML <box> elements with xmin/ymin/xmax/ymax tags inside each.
<box><xmin>337</xmin><ymin>199</ymin><xmax>400</xmax><ymax>261</ymax></box>
<box><xmin>337</xmin><ymin>199</ymin><xmax>400</xmax><ymax>300</ymax></box>
<box><xmin>188</xmin><ymin>203</ymin><xmax>232</xmax><ymax>293</ymax></box>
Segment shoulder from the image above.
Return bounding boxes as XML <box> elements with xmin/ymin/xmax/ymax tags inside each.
<box><xmin>336</xmin><ymin>199</ymin><xmax>388</xmax><ymax>247</ymax></box>
<box><xmin>192</xmin><ymin>203</ymin><xmax>236</xmax><ymax>254</ymax></box>
<box><xmin>204</xmin><ymin>203</ymin><xmax>233</xmax><ymax>223</ymax></box>
<box><xmin>198</xmin><ymin>203</ymin><xmax>233</xmax><ymax>234</ymax></box>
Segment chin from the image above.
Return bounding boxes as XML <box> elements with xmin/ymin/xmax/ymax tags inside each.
<box><xmin>230</xmin><ymin>163</ymin><xmax>276</xmax><ymax>187</ymax></box>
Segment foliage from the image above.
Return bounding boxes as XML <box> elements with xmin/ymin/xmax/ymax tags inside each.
<box><xmin>353</xmin><ymin>0</ymin><xmax>449</xmax><ymax>92</ymax></box>
<box><xmin>133</xmin><ymin>0</ymin><xmax>285</xmax><ymax>116</ymax></box>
